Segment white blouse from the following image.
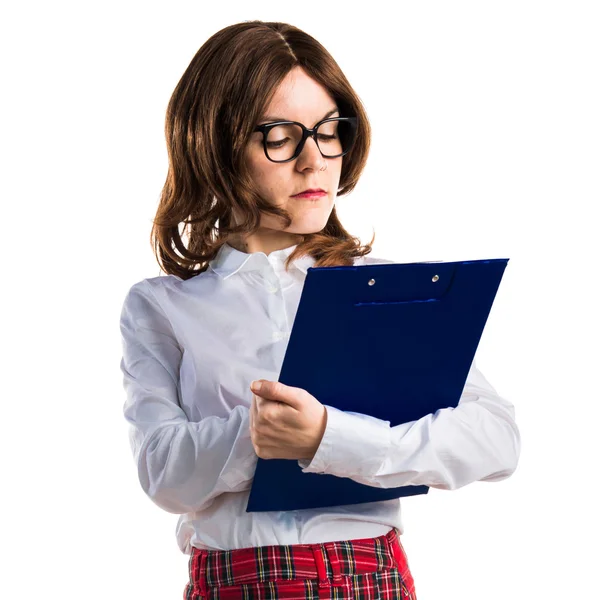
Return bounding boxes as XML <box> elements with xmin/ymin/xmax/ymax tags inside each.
<box><xmin>119</xmin><ymin>242</ymin><xmax>520</xmax><ymax>554</ymax></box>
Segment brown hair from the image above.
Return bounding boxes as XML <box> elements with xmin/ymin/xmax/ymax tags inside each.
<box><xmin>150</xmin><ymin>20</ymin><xmax>375</xmax><ymax>280</ymax></box>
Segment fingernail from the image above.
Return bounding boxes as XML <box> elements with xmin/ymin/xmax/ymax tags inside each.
<box><xmin>251</xmin><ymin>380</ymin><xmax>263</xmax><ymax>392</ymax></box>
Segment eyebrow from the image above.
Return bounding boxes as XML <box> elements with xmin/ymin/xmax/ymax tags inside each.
<box><xmin>260</xmin><ymin>107</ymin><xmax>340</xmax><ymax>123</ymax></box>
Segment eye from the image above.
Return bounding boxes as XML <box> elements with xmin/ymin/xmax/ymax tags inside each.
<box><xmin>266</xmin><ymin>137</ymin><xmax>292</xmax><ymax>149</ymax></box>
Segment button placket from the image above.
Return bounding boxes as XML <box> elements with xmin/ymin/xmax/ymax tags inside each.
<box><xmin>271</xmin><ymin>331</ymin><xmax>290</xmax><ymax>342</ymax></box>
<box><xmin>263</xmin><ymin>264</ymin><xmax>280</xmax><ymax>294</ymax></box>
<box><xmin>262</xmin><ymin>262</ymin><xmax>293</xmax><ymax>343</ymax></box>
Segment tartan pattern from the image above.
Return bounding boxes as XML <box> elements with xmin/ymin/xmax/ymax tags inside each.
<box><xmin>183</xmin><ymin>527</ymin><xmax>416</xmax><ymax>599</ymax></box>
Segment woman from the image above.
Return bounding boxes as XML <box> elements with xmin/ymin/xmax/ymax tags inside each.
<box><xmin>119</xmin><ymin>20</ymin><xmax>521</xmax><ymax>599</ymax></box>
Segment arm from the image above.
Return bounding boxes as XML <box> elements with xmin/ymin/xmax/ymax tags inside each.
<box><xmin>297</xmin><ymin>359</ymin><xmax>521</xmax><ymax>490</ymax></box>
<box><xmin>119</xmin><ymin>280</ymin><xmax>257</xmax><ymax>514</ymax></box>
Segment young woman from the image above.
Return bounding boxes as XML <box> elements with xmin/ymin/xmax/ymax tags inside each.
<box><xmin>119</xmin><ymin>20</ymin><xmax>521</xmax><ymax>600</ymax></box>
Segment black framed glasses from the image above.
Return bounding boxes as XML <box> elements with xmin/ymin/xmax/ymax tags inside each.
<box><xmin>253</xmin><ymin>116</ymin><xmax>358</xmax><ymax>163</ymax></box>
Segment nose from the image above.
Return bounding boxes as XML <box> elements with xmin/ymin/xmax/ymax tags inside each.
<box><xmin>296</xmin><ymin>135</ymin><xmax>327</xmax><ymax>171</ymax></box>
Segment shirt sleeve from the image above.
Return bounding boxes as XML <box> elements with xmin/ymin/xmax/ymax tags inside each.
<box><xmin>119</xmin><ymin>280</ymin><xmax>257</xmax><ymax>515</ymax></box>
<box><xmin>297</xmin><ymin>359</ymin><xmax>521</xmax><ymax>490</ymax></box>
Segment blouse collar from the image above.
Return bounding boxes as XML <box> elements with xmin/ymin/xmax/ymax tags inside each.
<box><xmin>208</xmin><ymin>242</ymin><xmax>316</xmax><ymax>279</ymax></box>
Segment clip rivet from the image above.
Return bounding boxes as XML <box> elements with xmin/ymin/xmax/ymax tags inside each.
<box><xmin>432</xmin><ymin>275</ymin><xmax>439</xmax><ymax>282</ymax></box>
<box><xmin>368</xmin><ymin>278</ymin><xmax>376</xmax><ymax>286</ymax></box>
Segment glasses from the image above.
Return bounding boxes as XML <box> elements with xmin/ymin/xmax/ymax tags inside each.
<box><xmin>253</xmin><ymin>116</ymin><xmax>358</xmax><ymax>163</ymax></box>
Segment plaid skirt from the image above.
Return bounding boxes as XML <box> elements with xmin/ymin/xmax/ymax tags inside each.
<box><xmin>183</xmin><ymin>527</ymin><xmax>417</xmax><ymax>599</ymax></box>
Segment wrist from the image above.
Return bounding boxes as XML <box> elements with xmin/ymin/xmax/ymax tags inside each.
<box><xmin>305</xmin><ymin>405</ymin><xmax>327</xmax><ymax>460</ymax></box>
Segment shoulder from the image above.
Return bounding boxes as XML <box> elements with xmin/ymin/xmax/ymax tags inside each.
<box><xmin>120</xmin><ymin>274</ymin><xmax>183</xmax><ymax>315</ymax></box>
<box><xmin>121</xmin><ymin>271</ymin><xmax>216</xmax><ymax>317</ymax></box>
<box><xmin>123</xmin><ymin>274</ymin><xmax>179</xmax><ymax>298</ymax></box>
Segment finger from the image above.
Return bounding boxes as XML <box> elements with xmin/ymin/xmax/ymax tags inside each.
<box><xmin>250</xmin><ymin>393</ymin><xmax>258</xmax><ymax>425</ymax></box>
<box><xmin>254</xmin><ymin>394</ymin><xmax>274</xmax><ymax>417</ymax></box>
<box><xmin>254</xmin><ymin>380</ymin><xmax>301</xmax><ymax>409</ymax></box>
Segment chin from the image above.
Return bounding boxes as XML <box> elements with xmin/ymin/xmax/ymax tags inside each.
<box><xmin>290</xmin><ymin>223</ymin><xmax>329</xmax><ymax>235</ymax></box>
<box><xmin>291</xmin><ymin>212</ymin><xmax>332</xmax><ymax>232</ymax></box>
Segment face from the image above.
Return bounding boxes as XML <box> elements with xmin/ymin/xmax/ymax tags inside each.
<box><xmin>239</xmin><ymin>66</ymin><xmax>343</xmax><ymax>254</ymax></box>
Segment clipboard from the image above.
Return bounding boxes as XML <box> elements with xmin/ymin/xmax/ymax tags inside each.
<box><xmin>246</xmin><ymin>258</ymin><xmax>509</xmax><ymax>512</ymax></box>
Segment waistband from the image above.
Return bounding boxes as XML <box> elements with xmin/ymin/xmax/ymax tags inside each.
<box><xmin>187</xmin><ymin>527</ymin><xmax>410</xmax><ymax>596</ymax></box>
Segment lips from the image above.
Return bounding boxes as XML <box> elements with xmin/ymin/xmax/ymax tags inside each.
<box><xmin>292</xmin><ymin>191</ymin><xmax>327</xmax><ymax>199</ymax></box>
<box><xmin>291</xmin><ymin>188</ymin><xmax>326</xmax><ymax>197</ymax></box>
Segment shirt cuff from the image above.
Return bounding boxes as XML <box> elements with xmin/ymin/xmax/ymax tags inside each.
<box><xmin>297</xmin><ymin>405</ymin><xmax>391</xmax><ymax>479</ymax></box>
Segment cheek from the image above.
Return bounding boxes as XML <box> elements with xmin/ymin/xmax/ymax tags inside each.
<box><xmin>245</xmin><ymin>146</ymin><xmax>269</xmax><ymax>179</ymax></box>
<box><xmin>246</xmin><ymin>155</ymin><xmax>266</xmax><ymax>181</ymax></box>
<box><xmin>247</xmin><ymin>156</ymin><xmax>284</xmax><ymax>191</ymax></box>
<box><xmin>257</xmin><ymin>171</ymin><xmax>295</xmax><ymax>200</ymax></box>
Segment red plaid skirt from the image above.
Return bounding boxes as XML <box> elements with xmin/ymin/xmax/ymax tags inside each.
<box><xmin>183</xmin><ymin>527</ymin><xmax>417</xmax><ymax>599</ymax></box>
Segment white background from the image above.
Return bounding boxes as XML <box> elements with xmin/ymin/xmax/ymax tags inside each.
<box><xmin>2</xmin><ymin>1</ymin><xmax>598</xmax><ymax>598</ymax></box>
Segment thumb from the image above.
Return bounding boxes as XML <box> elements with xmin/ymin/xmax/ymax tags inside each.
<box><xmin>250</xmin><ymin>380</ymin><xmax>302</xmax><ymax>408</ymax></box>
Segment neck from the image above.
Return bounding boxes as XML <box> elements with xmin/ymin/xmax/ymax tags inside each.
<box><xmin>228</xmin><ymin>231</ymin><xmax>304</xmax><ymax>256</ymax></box>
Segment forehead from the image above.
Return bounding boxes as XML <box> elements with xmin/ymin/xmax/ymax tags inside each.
<box><xmin>261</xmin><ymin>67</ymin><xmax>338</xmax><ymax>123</ymax></box>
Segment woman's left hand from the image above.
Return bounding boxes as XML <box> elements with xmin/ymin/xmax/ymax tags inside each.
<box><xmin>249</xmin><ymin>380</ymin><xmax>327</xmax><ymax>461</ymax></box>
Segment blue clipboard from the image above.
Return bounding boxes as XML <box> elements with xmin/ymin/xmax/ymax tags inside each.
<box><xmin>246</xmin><ymin>258</ymin><xmax>509</xmax><ymax>512</ymax></box>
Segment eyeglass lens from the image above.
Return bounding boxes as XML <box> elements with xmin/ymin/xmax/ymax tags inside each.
<box><xmin>265</xmin><ymin>119</ymin><xmax>354</xmax><ymax>162</ymax></box>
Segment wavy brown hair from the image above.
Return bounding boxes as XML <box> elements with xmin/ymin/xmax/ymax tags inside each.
<box><xmin>150</xmin><ymin>20</ymin><xmax>375</xmax><ymax>280</ymax></box>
